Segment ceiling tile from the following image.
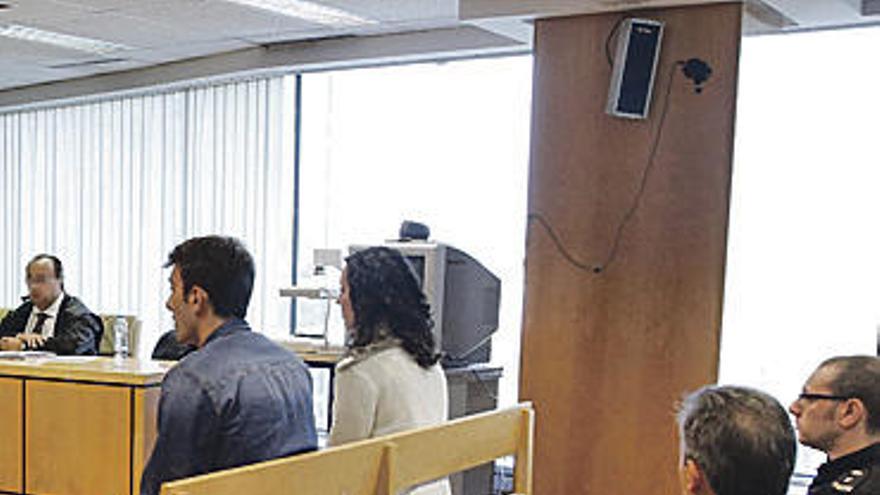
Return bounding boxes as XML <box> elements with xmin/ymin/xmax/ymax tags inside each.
<box><xmin>35</xmin><ymin>11</ymin><xmax>203</xmax><ymax>49</ymax></box>
<box><xmin>118</xmin><ymin>38</ymin><xmax>256</xmax><ymax>64</ymax></box>
<box><xmin>119</xmin><ymin>0</ymin><xmax>318</xmax><ymax>36</ymax></box>
<box><xmin>0</xmin><ymin>0</ymin><xmax>90</xmax><ymax>23</ymax></box>
<box><xmin>0</xmin><ymin>35</ymin><xmax>98</xmax><ymax>62</ymax></box>
<box><xmin>0</xmin><ymin>0</ymin><xmax>876</xmax><ymax>95</ymax></box>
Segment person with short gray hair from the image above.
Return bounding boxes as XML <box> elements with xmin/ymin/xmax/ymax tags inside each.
<box><xmin>677</xmin><ymin>385</ymin><xmax>796</xmax><ymax>495</ymax></box>
<box><xmin>790</xmin><ymin>355</ymin><xmax>880</xmax><ymax>495</ymax></box>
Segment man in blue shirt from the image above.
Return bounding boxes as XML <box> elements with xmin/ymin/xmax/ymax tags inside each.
<box><xmin>141</xmin><ymin>236</ymin><xmax>317</xmax><ymax>495</ymax></box>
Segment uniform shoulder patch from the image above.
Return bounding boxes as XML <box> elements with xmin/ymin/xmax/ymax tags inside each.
<box><xmin>830</xmin><ymin>467</ymin><xmax>869</xmax><ymax>493</ymax></box>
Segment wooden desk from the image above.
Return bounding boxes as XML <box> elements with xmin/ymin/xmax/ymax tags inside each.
<box><xmin>0</xmin><ymin>356</ymin><xmax>169</xmax><ymax>495</ymax></box>
<box><xmin>275</xmin><ymin>339</ymin><xmax>345</xmax><ymax>366</ymax></box>
<box><xmin>276</xmin><ymin>340</ymin><xmax>345</xmax><ymax>431</ymax></box>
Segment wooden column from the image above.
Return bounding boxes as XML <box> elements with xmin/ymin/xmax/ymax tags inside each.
<box><xmin>520</xmin><ymin>3</ymin><xmax>741</xmax><ymax>494</ymax></box>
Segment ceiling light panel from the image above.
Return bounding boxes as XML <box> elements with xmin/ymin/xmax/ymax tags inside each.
<box><xmin>327</xmin><ymin>0</ymin><xmax>457</xmax><ymax>24</ymax></box>
<box><xmin>109</xmin><ymin>0</ymin><xmax>314</xmax><ymax>43</ymax></box>
<box><xmin>40</xmin><ymin>11</ymin><xmax>193</xmax><ymax>49</ymax></box>
<box><xmin>223</xmin><ymin>0</ymin><xmax>375</xmax><ymax>27</ymax></box>
<box><xmin>0</xmin><ymin>24</ymin><xmax>130</xmax><ymax>54</ymax></box>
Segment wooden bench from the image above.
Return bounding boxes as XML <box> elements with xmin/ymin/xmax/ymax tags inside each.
<box><xmin>160</xmin><ymin>402</ymin><xmax>534</xmax><ymax>495</ymax></box>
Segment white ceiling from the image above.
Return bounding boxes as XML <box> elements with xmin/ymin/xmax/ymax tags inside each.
<box><xmin>0</xmin><ymin>0</ymin><xmax>877</xmax><ymax>94</ymax></box>
<box><xmin>0</xmin><ymin>0</ymin><xmax>461</xmax><ymax>91</ymax></box>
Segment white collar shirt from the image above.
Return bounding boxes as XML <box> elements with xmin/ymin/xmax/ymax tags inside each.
<box><xmin>25</xmin><ymin>292</ymin><xmax>64</xmax><ymax>338</ymax></box>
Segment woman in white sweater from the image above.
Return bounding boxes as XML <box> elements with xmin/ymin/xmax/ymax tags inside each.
<box><xmin>329</xmin><ymin>246</ymin><xmax>450</xmax><ymax>495</ymax></box>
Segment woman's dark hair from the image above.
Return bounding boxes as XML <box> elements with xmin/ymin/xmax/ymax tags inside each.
<box><xmin>345</xmin><ymin>246</ymin><xmax>440</xmax><ymax>368</ymax></box>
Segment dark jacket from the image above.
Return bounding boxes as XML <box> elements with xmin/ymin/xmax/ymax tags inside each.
<box><xmin>809</xmin><ymin>443</ymin><xmax>880</xmax><ymax>495</ymax></box>
<box><xmin>0</xmin><ymin>295</ymin><xmax>102</xmax><ymax>355</ymax></box>
<box><xmin>140</xmin><ymin>318</ymin><xmax>317</xmax><ymax>495</ymax></box>
<box><xmin>151</xmin><ymin>330</ymin><xmax>196</xmax><ymax>361</ymax></box>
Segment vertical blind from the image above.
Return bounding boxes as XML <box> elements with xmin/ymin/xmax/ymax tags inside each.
<box><xmin>0</xmin><ymin>75</ymin><xmax>297</xmax><ymax>355</ymax></box>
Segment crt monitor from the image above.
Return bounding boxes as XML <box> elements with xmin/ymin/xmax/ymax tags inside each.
<box><xmin>349</xmin><ymin>241</ymin><xmax>500</xmax><ymax>367</ymax></box>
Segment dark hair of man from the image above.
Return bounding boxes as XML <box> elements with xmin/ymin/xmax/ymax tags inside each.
<box><xmin>344</xmin><ymin>246</ymin><xmax>440</xmax><ymax>368</ymax></box>
<box><xmin>27</xmin><ymin>254</ymin><xmax>64</xmax><ymax>290</ymax></box>
<box><xmin>164</xmin><ymin>236</ymin><xmax>255</xmax><ymax>319</ymax></box>
<box><xmin>677</xmin><ymin>385</ymin><xmax>796</xmax><ymax>495</ymax></box>
<box><xmin>818</xmin><ymin>355</ymin><xmax>880</xmax><ymax>433</ymax></box>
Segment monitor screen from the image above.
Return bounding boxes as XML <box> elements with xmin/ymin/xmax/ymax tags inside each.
<box><xmin>348</xmin><ymin>241</ymin><xmax>499</xmax><ymax>366</ymax></box>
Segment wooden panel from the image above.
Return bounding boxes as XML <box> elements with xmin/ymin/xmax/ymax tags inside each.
<box><xmin>163</xmin><ymin>442</ymin><xmax>389</xmax><ymax>495</ymax></box>
<box><xmin>0</xmin><ymin>378</ymin><xmax>22</xmax><ymax>492</ymax></box>
<box><xmin>133</xmin><ymin>386</ymin><xmax>161</xmax><ymax>495</ymax></box>
<box><xmin>514</xmin><ymin>408</ymin><xmax>534</xmax><ymax>494</ymax></box>
<box><xmin>0</xmin><ymin>356</ymin><xmax>168</xmax><ymax>385</ymax></box>
<box><xmin>521</xmin><ymin>3</ymin><xmax>741</xmax><ymax>495</ymax></box>
<box><xmin>26</xmin><ymin>381</ymin><xmax>131</xmax><ymax>495</ymax></box>
<box><xmin>161</xmin><ymin>405</ymin><xmax>533</xmax><ymax>495</ymax></box>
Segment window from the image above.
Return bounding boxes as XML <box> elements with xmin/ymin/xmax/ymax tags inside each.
<box><xmin>0</xmin><ymin>75</ymin><xmax>297</xmax><ymax>355</ymax></box>
<box><xmin>296</xmin><ymin>56</ymin><xmax>533</xmax><ymax>406</ymax></box>
<box><xmin>721</xmin><ymin>26</ymin><xmax>880</xmax><ymax>480</ymax></box>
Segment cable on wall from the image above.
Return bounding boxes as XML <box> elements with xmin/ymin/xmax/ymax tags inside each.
<box><xmin>528</xmin><ymin>58</ymin><xmax>710</xmax><ymax>275</ymax></box>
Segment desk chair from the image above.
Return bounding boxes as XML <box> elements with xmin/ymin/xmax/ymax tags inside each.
<box><xmin>151</xmin><ymin>330</ymin><xmax>196</xmax><ymax>361</ymax></box>
<box><xmin>98</xmin><ymin>314</ymin><xmax>141</xmax><ymax>356</ymax></box>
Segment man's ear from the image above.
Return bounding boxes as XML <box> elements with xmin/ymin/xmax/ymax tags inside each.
<box><xmin>188</xmin><ymin>286</ymin><xmax>211</xmax><ymax>315</ymax></box>
<box><xmin>838</xmin><ymin>398</ymin><xmax>867</xmax><ymax>430</ymax></box>
<box><xmin>682</xmin><ymin>458</ymin><xmax>707</xmax><ymax>495</ymax></box>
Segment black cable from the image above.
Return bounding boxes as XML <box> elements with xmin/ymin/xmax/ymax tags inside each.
<box><xmin>468</xmin><ymin>367</ymin><xmax>499</xmax><ymax>403</ymax></box>
<box><xmin>598</xmin><ymin>61</ymin><xmax>683</xmax><ymax>271</ymax></box>
<box><xmin>442</xmin><ymin>333</ymin><xmax>494</xmax><ymax>367</ymax></box>
<box><xmin>528</xmin><ymin>60</ymin><xmax>685</xmax><ymax>275</ymax></box>
<box><xmin>526</xmin><ymin>212</ymin><xmax>599</xmax><ymax>273</ymax></box>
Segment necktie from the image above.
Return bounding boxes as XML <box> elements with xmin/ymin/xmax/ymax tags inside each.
<box><xmin>32</xmin><ymin>312</ymin><xmax>51</xmax><ymax>336</ymax></box>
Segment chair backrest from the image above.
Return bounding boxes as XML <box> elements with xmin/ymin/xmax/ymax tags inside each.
<box><xmin>0</xmin><ymin>308</ymin><xmax>10</xmax><ymax>322</ymax></box>
<box><xmin>160</xmin><ymin>403</ymin><xmax>534</xmax><ymax>495</ymax></box>
<box><xmin>151</xmin><ymin>330</ymin><xmax>196</xmax><ymax>361</ymax></box>
<box><xmin>98</xmin><ymin>314</ymin><xmax>141</xmax><ymax>356</ymax></box>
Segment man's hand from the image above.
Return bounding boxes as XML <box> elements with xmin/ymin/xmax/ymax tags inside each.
<box><xmin>15</xmin><ymin>333</ymin><xmax>45</xmax><ymax>350</ymax></box>
<box><xmin>0</xmin><ymin>336</ymin><xmax>24</xmax><ymax>351</ymax></box>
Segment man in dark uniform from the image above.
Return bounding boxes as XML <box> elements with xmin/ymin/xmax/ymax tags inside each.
<box><xmin>0</xmin><ymin>254</ymin><xmax>102</xmax><ymax>355</ymax></box>
<box><xmin>790</xmin><ymin>356</ymin><xmax>880</xmax><ymax>495</ymax></box>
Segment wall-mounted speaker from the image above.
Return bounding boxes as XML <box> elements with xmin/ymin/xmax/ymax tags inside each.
<box><xmin>606</xmin><ymin>18</ymin><xmax>664</xmax><ymax>119</ymax></box>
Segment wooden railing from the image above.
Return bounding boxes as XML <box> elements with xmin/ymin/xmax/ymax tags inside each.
<box><xmin>160</xmin><ymin>402</ymin><xmax>534</xmax><ymax>495</ymax></box>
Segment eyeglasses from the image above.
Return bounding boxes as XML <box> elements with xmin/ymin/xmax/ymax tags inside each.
<box><xmin>797</xmin><ymin>392</ymin><xmax>850</xmax><ymax>402</ymax></box>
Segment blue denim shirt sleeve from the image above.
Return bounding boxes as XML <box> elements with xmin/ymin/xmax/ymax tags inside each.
<box><xmin>140</xmin><ymin>368</ymin><xmax>218</xmax><ymax>495</ymax></box>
